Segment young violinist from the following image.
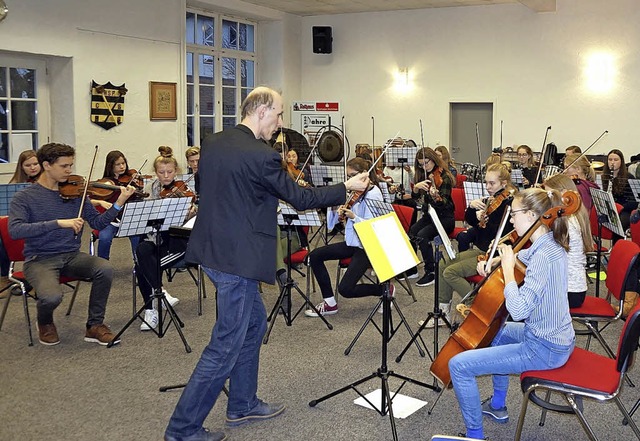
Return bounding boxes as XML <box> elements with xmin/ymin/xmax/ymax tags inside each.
<box><xmin>134</xmin><ymin>147</ymin><xmax>187</xmax><ymax>330</ymax></box>
<box><xmin>9</xmin><ymin>150</ymin><xmax>41</xmax><ymax>183</ymax></box>
<box><xmin>426</xmin><ymin>163</ymin><xmax>515</xmax><ymax>328</ymax></box>
<box><xmin>563</xmin><ymin>153</ymin><xmax>599</xmax><ymax>213</ymax></box>
<box><xmin>305</xmin><ymin>157</ymin><xmax>385</xmax><ymax>317</ymax></box>
<box><xmin>407</xmin><ymin>147</ymin><xmax>456</xmax><ymax>286</ymax></box>
<box><xmin>543</xmin><ymin>174</ymin><xmax>593</xmax><ymax>308</ymax></box>
<box><xmin>603</xmin><ymin>149</ymin><xmax>635</xmax><ymax>235</ymax></box>
<box><xmin>93</xmin><ymin>150</ymin><xmax>145</xmax><ymax>260</ymax></box>
<box><xmin>435</xmin><ymin>145</ymin><xmax>458</xmax><ymax>178</ymax></box>
<box><xmin>516</xmin><ymin>145</ymin><xmax>540</xmax><ymax>188</ymax></box>
<box><xmin>448</xmin><ymin>187</ymin><xmax>574</xmax><ymax>440</ymax></box>
<box><xmin>8</xmin><ymin>142</ymin><xmax>136</xmax><ymax>346</ymax></box>
<box><xmin>185</xmin><ymin>146</ymin><xmax>200</xmax><ymax>196</ymax></box>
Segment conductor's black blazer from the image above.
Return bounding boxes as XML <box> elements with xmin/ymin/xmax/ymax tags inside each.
<box><xmin>186</xmin><ymin>124</ymin><xmax>346</xmax><ymax>284</ymax></box>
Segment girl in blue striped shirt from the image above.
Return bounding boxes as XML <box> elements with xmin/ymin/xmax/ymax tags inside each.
<box><xmin>448</xmin><ymin>187</ymin><xmax>575</xmax><ymax>440</ymax></box>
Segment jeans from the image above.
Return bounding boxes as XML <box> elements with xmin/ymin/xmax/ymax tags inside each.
<box><xmin>449</xmin><ymin>322</ymin><xmax>574</xmax><ymax>432</ymax></box>
<box><xmin>23</xmin><ymin>251</ymin><xmax>114</xmax><ymax>327</ymax></box>
<box><xmin>165</xmin><ymin>267</ymin><xmax>267</xmax><ymax>438</ymax></box>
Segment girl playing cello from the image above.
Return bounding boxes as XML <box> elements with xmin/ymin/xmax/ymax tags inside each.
<box><xmin>447</xmin><ymin>188</ymin><xmax>574</xmax><ymax>440</ymax></box>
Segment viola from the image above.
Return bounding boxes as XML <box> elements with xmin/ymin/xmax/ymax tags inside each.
<box><xmin>430</xmin><ymin>190</ymin><xmax>581</xmax><ymax>388</ymax></box>
<box><xmin>478</xmin><ymin>189</ymin><xmax>515</xmax><ymax>228</ymax></box>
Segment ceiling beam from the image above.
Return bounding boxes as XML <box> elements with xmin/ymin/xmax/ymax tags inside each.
<box><xmin>517</xmin><ymin>0</ymin><xmax>556</xmax><ymax>12</ymax></box>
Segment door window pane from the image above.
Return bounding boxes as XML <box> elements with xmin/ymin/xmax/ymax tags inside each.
<box><xmin>199</xmin><ymin>86</ymin><xmax>215</xmax><ymax>116</ymax></box>
<box><xmin>222</xmin><ymin>20</ymin><xmax>238</xmax><ymax>50</ymax></box>
<box><xmin>11</xmin><ymin>101</ymin><xmax>37</xmax><ymax>130</ymax></box>
<box><xmin>200</xmin><ymin>117</ymin><xmax>215</xmax><ymax>143</ymax></box>
<box><xmin>0</xmin><ymin>69</ymin><xmax>6</xmax><ymax>97</ymax></box>
<box><xmin>239</xmin><ymin>23</ymin><xmax>255</xmax><ymax>52</ymax></box>
<box><xmin>0</xmin><ymin>101</ymin><xmax>7</xmax><ymax>130</ymax></box>
<box><xmin>197</xmin><ymin>15</ymin><xmax>214</xmax><ymax>47</ymax></box>
<box><xmin>222</xmin><ymin>57</ymin><xmax>236</xmax><ymax>86</ymax></box>
<box><xmin>186</xmin><ymin>52</ymin><xmax>194</xmax><ymax>84</ymax></box>
<box><xmin>222</xmin><ymin>87</ymin><xmax>236</xmax><ymax>116</ymax></box>
<box><xmin>186</xmin><ymin>12</ymin><xmax>195</xmax><ymax>44</ymax></box>
<box><xmin>199</xmin><ymin>55</ymin><xmax>214</xmax><ymax>85</ymax></box>
<box><xmin>10</xmin><ymin>68</ymin><xmax>36</xmax><ymax>99</ymax></box>
<box><xmin>223</xmin><ymin>117</ymin><xmax>236</xmax><ymax>130</ymax></box>
<box><xmin>241</xmin><ymin>60</ymin><xmax>254</xmax><ymax>87</ymax></box>
<box><xmin>187</xmin><ymin>116</ymin><xmax>194</xmax><ymax>145</ymax></box>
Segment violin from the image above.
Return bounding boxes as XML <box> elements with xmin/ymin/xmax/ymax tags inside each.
<box><xmin>159</xmin><ymin>180</ymin><xmax>196</xmax><ymax>200</ymax></box>
<box><xmin>59</xmin><ymin>175</ymin><xmax>149</xmax><ymax>200</ymax></box>
<box><xmin>285</xmin><ymin>162</ymin><xmax>310</xmax><ymax>188</ymax></box>
<box><xmin>430</xmin><ymin>190</ymin><xmax>581</xmax><ymax>388</ymax></box>
<box><xmin>115</xmin><ymin>169</ymin><xmax>145</xmax><ymax>189</ymax></box>
<box><xmin>478</xmin><ymin>189</ymin><xmax>514</xmax><ymax>228</ymax></box>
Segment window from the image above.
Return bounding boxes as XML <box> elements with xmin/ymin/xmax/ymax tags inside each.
<box><xmin>0</xmin><ymin>56</ymin><xmax>48</xmax><ymax>164</ymax></box>
<box><xmin>186</xmin><ymin>11</ymin><xmax>256</xmax><ymax>145</ymax></box>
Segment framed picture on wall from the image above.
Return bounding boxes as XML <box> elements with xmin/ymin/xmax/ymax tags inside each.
<box><xmin>149</xmin><ymin>81</ymin><xmax>177</xmax><ymax>120</ymax></box>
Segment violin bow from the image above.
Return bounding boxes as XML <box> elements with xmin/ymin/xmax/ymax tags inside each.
<box><xmin>128</xmin><ymin>159</ymin><xmax>148</xmax><ymax>186</ymax></box>
<box><xmin>296</xmin><ymin>137</ymin><xmax>317</xmax><ymax>185</ymax></box>
<box><xmin>562</xmin><ymin>130</ymin><xmax>608</xmax><ymax>172</ymax></box>
<box><xmin>77</xmin><ymin>145</ymin><xmax>99</xmax><ymax>218</ymax></box>
<box><xmin>533</xmin><ymin>126</ymin><xmax>552</xmax><ymax>186</ymax></box>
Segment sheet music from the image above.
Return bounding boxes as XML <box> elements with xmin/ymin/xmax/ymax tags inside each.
<box><xmin>427</xmin><ymin>204</ymin><xmax>456</xmax><ymax>260</ymax></box>
<box><xmin>590</xmin><ymin>188</ymin><xmax>625</xmax><ymax>237</ymax></box>
<box><xmin>462</xmin><ymin>181</ymin><xmax>487</xmax><ymax>207</ymax></box>
<box><xmin>277</xmin><ymin>201</ymin><xmax>322</xmax><ymax>226</ymax></box>
<box><xmin>0</xmin><ymin>183</ymin><xmax>30</xmax><ymax>216</ymax></box>
<box><xmin>117</xmin><ymin>197</ymin><xmax>192</xmax><ymax>237</ymax></box>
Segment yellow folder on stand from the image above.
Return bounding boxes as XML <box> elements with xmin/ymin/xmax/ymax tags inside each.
<box><xmin>354</xmin><ymin>212</ymin><xmax>420</xmax><ymax>283</ymax></box>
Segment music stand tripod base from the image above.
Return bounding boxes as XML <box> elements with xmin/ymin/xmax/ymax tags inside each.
<box><xmin>309</xmin><ymin>283</ymin><xmax>439</xmax><ymax>441</ymax></box>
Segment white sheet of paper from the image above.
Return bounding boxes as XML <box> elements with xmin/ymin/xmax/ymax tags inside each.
<box><xmin>353</xmin><ymin>389</ymin><xmax>428</xmax><ymax>419</ymax></box>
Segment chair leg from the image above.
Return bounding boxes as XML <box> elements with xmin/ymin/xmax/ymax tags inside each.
<box><xmin>197</xmin><ymin>265</ymin><xmax>203</xmax><ymax>316</ymax></box>
<box><xmin>65</xmin><ymin>281</ymin><xmax>82</xmax><ymax>316</ymax></box>
<box><xmin>615</xmin><ymin>396</ymin><xmax>640</xmax><ymax>439</ymax></box>
<box><xmin>132</xmin><ymin>266</ymin><xmax>137</xmax><ymax>315</ymax></box>
<box><xmin>565</xmin><ymin>394</ymin><xmax>599</xmax><ymax>441</ymax></box>
<box><xmin>21</xmin><ymin>286</ymin><xmax>34</xmax><ymax>347</ymax></box>
<box><xmin>538</xmin><ymin>390</ymin><xmax>552</xmax><ymax>426</ymax></box>
<box><xmin>0</xmin><ymin>287</ymin><xmax>12</xmax><ymax>331</ymax></box>
<box><xmin>515</xmin><ymin>387</ymin><xmax>534</xmax><ymax>441</ymax></box>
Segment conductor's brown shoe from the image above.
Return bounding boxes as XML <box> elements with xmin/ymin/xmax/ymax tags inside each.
<box><xmin>84</xmin><ymin>323</ymin><xmax>120</xmax><ymax>346</ymax></box>
<box><xmin>37</xmin><ymin>322</ymin><xmax>60</xmax><ymax>346</ymax></box>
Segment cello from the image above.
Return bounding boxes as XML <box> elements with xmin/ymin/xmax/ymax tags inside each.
<box><xmin>430</xmin><ymin>190</ymin><xmax>581</xmax><ymax>387</ymax></box>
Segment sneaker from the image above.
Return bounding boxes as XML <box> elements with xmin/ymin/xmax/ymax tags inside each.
<box><xmin>37</xmin><ymin>322</ymin><xmax>60</xmax><ymax>346</ymax></box>
<box><xmin>416</xmin><ymin>272</ymin><xmax>435</xmax><ymax>287</ymax></box>
<box><xmin>140</xmin><ymin>309</ymin><xmax>159</xmax><ymax>331</ymax></box>
<box><xmin>481</xmin><ymin>396</ymin><xmax>509</xmax><ymax>423</ymax></box>
<box><xmin>226</xmin><ymin>400</ymin><xmax>285</xmax><ymax>427</ymax></box>
<box><xmin>164</xmin><ymin>427</ymin><xmax>226</xmax><ymax>441</ymax></box>
<box><xmin>84</xmin><ymin>323</ymin><xmax>120</xmax><ymax>346</ymax></box>
<box><xmin>378</xmin><ymin>283</ymin><xmax>395</xmax><ymax>314</ymax></box>
<box><xmin>163</xmin><ymin>289</ymin><xmax>180</xmax><ymax>307</ymax></box>
<box><xmin>397</xmin><ymin>268</ymin><xmax>419</xmax><ymax>281</ymax></box>
<box><xmin>304</xmin><ymin>301</ymin><xmax>338</xmax><ymax>317</ymax></box>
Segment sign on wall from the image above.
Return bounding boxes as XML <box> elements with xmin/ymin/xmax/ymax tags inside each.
<box><xmin>291</xmin><ymin>101</ymin><xmax>341</xmax><ymax>146</ymax></box>
<box><xmin>90</xmin><ymin>81</ymin><xmax>127</xmax><ymax>130</ymax></box>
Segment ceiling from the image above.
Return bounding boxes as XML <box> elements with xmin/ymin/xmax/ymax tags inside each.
<box><xmin>240</xmin><ymin>0</ymin><xmax>556</xmax><ymax>16</ymax></box>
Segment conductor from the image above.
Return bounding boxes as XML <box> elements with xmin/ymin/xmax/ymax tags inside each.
<box><xmin>164</xmin><ymin>87</ymin><xmax>370</xmax><ymax>441</ymax></box>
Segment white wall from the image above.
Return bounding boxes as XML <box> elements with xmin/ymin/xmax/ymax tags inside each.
<box><xmin>299</xmin><ymin>0</ymin><xmax>640</xmax><ymax>161</ymax></box>
<box><xmin>0</xmin><ymin>0</ymin><xmax>183</xmax><ymax>178</ymax></box>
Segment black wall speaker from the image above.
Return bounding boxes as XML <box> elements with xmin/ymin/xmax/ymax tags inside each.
<box><xmin>312</xmin><ymin>26</ymin><xmax>332</xmax><ymax>54</ymax></box>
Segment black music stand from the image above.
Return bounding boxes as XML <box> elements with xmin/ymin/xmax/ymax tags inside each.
<box><xmin>308</xmin><ymin>164</ymin><xmax>345</xmax><ymax>245</ymax></box>
<box><xmin>263</xmin><ymin>202</ymin><xmax>329</xmax><ymax>344</ymax></box>
<box><xmin>343</xmin><ymin>199</ymin><xmax>426</xmax><ymax>357</ymax></box>
<box><xmin>107</xmin><ymin>197</ymin><xmax>192</xmax><ymax>352</ymax></box>
<box><xmin>386</xmin><ymin>146</ymin><xmax>418</xmax><ymax>200</ymax></box>
<box><xmin>310</xmin><ymin>212</ymin><xmax>439</xmax><ymax>441</ymax></box>
<box><xmin>590</xmin><ymin>188</ymin><xmax>625</xmax><ymax>298</ymax></box>
<box><xmin>396</xmin><ymin>205</ymin><xmax>456</xmax><ymax>369</ymax></box>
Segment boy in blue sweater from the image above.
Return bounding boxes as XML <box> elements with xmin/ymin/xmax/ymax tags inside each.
<box><xmin>9</xmin><ymin>143</ymin><xmax>135</xmax><ymax>346</ymax></box>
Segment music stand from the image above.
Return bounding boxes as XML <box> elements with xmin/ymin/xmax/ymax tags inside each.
<box><xmin>0</xmin><ymin>183</ymin><xmax>29</xmax><ymax>216</ymax></box>
<box><xmin>590</xmin><ymin>188</ymin><xmax>625</xmax><ymax>298</ymax></box>
<box><xmin>628</xmin><ymin>179</ymin><xmax>640</xmax><ymax>203</ymax></box>
<box><xmin>511</xmin><ymin>169</ymin><xmax>524</xmax><ymax>187</ymax></box>
<box><xmin>342</xmin><ymin>199</ymin><xmax>426</xmax><ymax>357</ymax></box>
<box><xmin>107</xmin><ymin>197</ymin><xmax>192</xmax><ymax>352</ymax></box>
<box><xmin>396</xmin><ymin>204</ymin><xmax>456</xmax><ymax>364</ymax></box>
<box><xmin>309</xmin><ymin>213</ymin><xmax>439</xmax><ymax>441</ymax></box>
<box><xmin>263</xmin><ymin>202</ymin><xmax>329</xmax><ymax>344</ymax></box>
<box><xmin>462</xmin><ymin>181</ymin><xmax>488</xmax><ymax>208</ymax></box>
<box><xmin>309</xmin><ymin>164</ymin><xmax>346</xmax><ymax>245</ymax></box>
<box><xmin>386</xmin><ymin>146</ymin><xmax>418</xmax><ymax>199</ymax></box>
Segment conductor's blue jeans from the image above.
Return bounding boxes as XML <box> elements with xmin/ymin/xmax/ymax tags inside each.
<box><xmin>165</xmin><ymin>267</ymin><xmax>266</xmax><ymax>438</ymax></box>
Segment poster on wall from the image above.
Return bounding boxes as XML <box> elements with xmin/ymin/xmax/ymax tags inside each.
<box><xmin>90</xmin><ymin>81</ymin><xmax>127</xmax><ymax>130</ymax></box>
<box><xmin>291</xmin><ymin>101</ymin><xmax>341</xmax><ymax>147</ymax></box>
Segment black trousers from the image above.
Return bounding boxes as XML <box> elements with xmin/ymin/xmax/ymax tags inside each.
<box><xmin>409</xmin><ymin>213</ymin><xmax>455</xmax><ymax>273</ymax></box>
<box><xmin>308</xmin><ymin>241</ymin><xmax>383</xmax><ymax>300</ymax></box>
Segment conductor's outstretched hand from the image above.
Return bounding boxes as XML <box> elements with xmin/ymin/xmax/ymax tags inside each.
<box><xmin>344</xmin><ymin>172</ymin><xmax>370</xmax><ymax>192</ymax></box>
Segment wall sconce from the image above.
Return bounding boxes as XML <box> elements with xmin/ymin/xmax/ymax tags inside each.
<box><xmin>394</xmin><ymin>67</ymin><xmax>411</xmax><ymax>92</ymax></box>
<box><xmin>585</xmin><ymin>52</ymin><xmax>615</xmax><ymax>93</ymax></box>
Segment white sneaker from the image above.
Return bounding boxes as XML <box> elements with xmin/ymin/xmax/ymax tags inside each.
<box><xmin>420</xmin><ymin>302</ymin><xmax>452</xmax><ymax>328</ymax></box>
<box><xmin>162</xmin><ymin>289</ymin><xmax>179</xmax><ymax>307</ymax></box>
<box><xmin>140</xmin><ymin>309</ymin><xmax>159</xmax><ymax>331</ymax></box>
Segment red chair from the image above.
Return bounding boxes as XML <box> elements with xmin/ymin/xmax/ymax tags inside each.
<box><xmin>449</xmin><ymin>187</ymin><xmax>467</xmax><ymax>240</ymax></box>
<box><xmin>570</xmin><ymin>239</ymin><xmax>640</xmax><ymax>358</ymax></box>
<box><xmin>515</xmin><ymin>308</ymin><xmax>640</xmax><ymax>441</ymax></box>
<box><xmin>455</xmin><ymin>174</ymin><xmax>467</xmax><ymax>189</ymax></box>
<box><xmin>0</xmin><ymin>217</ymin><xmax>85</xmax><ymax>346</ymax></box>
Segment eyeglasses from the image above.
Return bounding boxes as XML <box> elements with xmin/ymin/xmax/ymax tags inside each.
<box><xmin>347</xmin><ymin>172</ymin><xmax>360</xmax><ymax>178</ymax></box>
<box><xmin>517</xmin><ymin>153</ymin><xmax>529</xmax><ymax>157</ymax></box>
<box><xmin>510</xmin><ymin>208</ymin><xmax>527</xmax><ymax>218</ymax></box>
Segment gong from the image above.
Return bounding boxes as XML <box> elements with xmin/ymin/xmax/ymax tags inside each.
<box><xmin>317</xmin><ymin>130</ymin><xmax>344</xmax><ymax>163</ymax></box>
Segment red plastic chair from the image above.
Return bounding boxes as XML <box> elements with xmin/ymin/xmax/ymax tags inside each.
<box><xmin>455</xmin><ymin>174</ymin><xmax>467</xmax><ymax>189</ymax></box>
<box><xmin>449</xmin><ymin>187</ymin><xmax>467</xmax><ymax>240</ymax></box>
<box><xmin>515</xmin><ymin>308</ymin><xmax>640</xmax><ymax>441</ymax></box>
<box><xmin>0</xmin><ymin>217</ymin><xmax>86</xmax><ymax>346</ymax></box>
